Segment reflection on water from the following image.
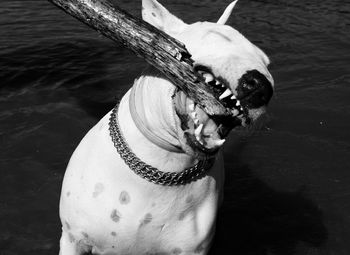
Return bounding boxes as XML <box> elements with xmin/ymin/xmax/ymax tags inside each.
<box><xmin>0</xmin><ymin>0</ymin><xmax>349</xmax><ymax>254</ymax></box>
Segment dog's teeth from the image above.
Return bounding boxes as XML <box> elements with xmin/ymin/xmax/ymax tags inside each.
<box><xmin>194</xmin><ymin>118</ymin><xmax>199</xmax><ymax>125</ymax></box>
<box><xmin>215</xmin><ymin>80</ymin><xmax>221</xmax><ymax>86</ymax></box>
<box><xmin>236</xmin><ymin>100</ymin><xmax>240</xmax><ymax>106</ymax></box>
<box><xmin>231</xmin><ymin>95</ymin><xmax>236</xmax><ymax>100</ymax></box>
<box><xmin>189</xmin><ymin>103</ymin><xmax>195</xmax><ymax>111</ymax></box>
<box><xmin>219</xmin><ymin>89</ymin><xmax>232</xmax><ymax>100</ymax></box>
<box><xmin>194</xmin><ymin>123</ymin><xmax>203</xmax><ymax>136</ymax></box>
<box><xmin>214</xmin><ymin>139</ymin><xmax>226</xmax><ymax>147</ymax></box>
<box><xmin>190</xmin><ymin>112</ymin><xmax>197</xmax><ymax>119</ymax></box>
<box><xmin>195</xmin><ymin>132</ymin><xmax>204</xmax><ymax>145</ymax></box>
<box><xmin>203</xmin><ymin>73</ymin><xmax>214</xmax><ymax>83</ymax></box>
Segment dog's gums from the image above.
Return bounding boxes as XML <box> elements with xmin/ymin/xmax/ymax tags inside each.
<box><xmin>195</xmin><ymin>65</ymin><xmax>244</xmax><ymax>115</ymax></box>
<box><xmin>173</xmin><ymin>66</ymin><xmax>252</xmax><ymax>154</ymax></box>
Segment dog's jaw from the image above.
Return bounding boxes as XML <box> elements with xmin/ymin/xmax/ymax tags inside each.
<box><xmin>172</xmin><ymin>90</ymin><xmax>247</xmax><ymax>158</ymax></box>
<box><xmin>171</xmin><ymin>66</ymin><xmax>272</xmax><ymax>158</ymax></box>
<box><xmin>173</xmin><ymin>91</ymin><xmax>224</xmax><ymax>156</ymax></box>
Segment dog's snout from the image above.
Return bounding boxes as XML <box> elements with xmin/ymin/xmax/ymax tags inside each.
<box><xmin>236</xmin><ymin>69</ymin><xmax>273</xmax><ymax>108</ymax></box>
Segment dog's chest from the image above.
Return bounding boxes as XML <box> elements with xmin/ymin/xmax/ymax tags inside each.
<box><xmin>59</xmin><ymin>110</ymin><xmax>223</xmax><ymax>254</ymax></box>
<box><xmin>111</xmin><ymin>182</ymin><xmax>217</xmax><ymax>252</ymax></box>
<box><xmin>62</xmin><ymin>160</ymin><xmax>219</xmax><ymax>254</ymax></box>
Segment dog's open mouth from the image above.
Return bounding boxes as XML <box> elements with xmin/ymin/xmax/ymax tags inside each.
<box><xmin>173</xmin><ymin>66</ymin><xmax>252</xmax><ymax>155</ymax></box>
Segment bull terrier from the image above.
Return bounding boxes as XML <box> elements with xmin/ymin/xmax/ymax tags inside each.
<box><xmin>59</xmin><ymin>0</ymin><xmax>274</xmax><ymax>254</ymax></box>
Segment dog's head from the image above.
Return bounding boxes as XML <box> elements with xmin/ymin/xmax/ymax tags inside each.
<box><xmin>142</xmin><ymin>0</ymin><xmax>274</xmax><ymax>158</ymax></box>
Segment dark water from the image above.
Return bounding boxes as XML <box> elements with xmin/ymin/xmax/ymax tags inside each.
<box><xmin>0</xmin><ymin>0</ymin><xmax>349</xmax><ymax>254</ymax></box>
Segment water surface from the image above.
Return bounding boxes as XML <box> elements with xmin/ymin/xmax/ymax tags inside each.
<box><xmin>0</xmin><ymin>0</ymin><xmax>349</xmax><ymax>254</ymax></box>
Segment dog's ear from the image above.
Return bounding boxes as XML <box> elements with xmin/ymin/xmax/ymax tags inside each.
<box><xmin>142</xmin><ymin>0</ymin><xmax>187</xmax><ymax>35</ymax></box>
<box><xmin>217</xmin><ymin>0</ymin><xmax>238</xmax><ymax>25</ymax></box>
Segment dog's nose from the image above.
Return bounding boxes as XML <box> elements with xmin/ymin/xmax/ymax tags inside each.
<box><xmin>236</xmin><ymin>70</ymin><xmax>273</xmax><ymax>108</ymax></box>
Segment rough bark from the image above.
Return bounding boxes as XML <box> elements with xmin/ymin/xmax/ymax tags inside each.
<box><xmin>48</xmin><ymin>0</ymin><xmax>230</xmax><ymax>117</ymax></box>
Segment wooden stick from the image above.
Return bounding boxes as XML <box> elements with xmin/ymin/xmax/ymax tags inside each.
<box><xmin>48</xmin><ymin>0</ymin><xmax>230</xmax><ymax>117</ymax></box>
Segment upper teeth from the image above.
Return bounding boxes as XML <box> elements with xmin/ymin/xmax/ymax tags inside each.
<box><xmin>219</xmin><ymin>88</ymin><xmax>233</xmax><ymax>100</ymax></box>
<box><xmin>196</xmin><ymin>70</ymin><xmax>245</xmax><ymax>122</ymax></box>
<box><xmin>195</xmin><ymin>123</ymin><xmax>203</xmax><ymax>137</ymax></box>
<box><xmin>203</xmin><ymin>73</ymin><xmax>214</xmax><ymax>83</ymax></box>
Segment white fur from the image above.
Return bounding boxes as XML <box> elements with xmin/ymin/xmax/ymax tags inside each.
<box><xmin>59</xmin><ymin>0</ymin><xmax>272</xmax><ymax>254</ymax></box>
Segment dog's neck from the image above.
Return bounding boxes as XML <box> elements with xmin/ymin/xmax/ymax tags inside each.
<box><xmin>129</xmin><ymin>73</ymin><xmax>182</xmax><ymax>152</ymax></box>
<box><xmin>117</xmin><ymin>69</ymin><xmax>199</xmax><ymax>173</ymax></box>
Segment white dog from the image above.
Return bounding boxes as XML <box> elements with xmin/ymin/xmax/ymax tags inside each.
<box><xmin>59</xmin><ymin>0</ymin><xmax>274</xmax><ymax>254</ymax></box>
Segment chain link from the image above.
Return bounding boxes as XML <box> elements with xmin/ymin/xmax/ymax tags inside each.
<box><xmin>108</xmin><ymin>102</ymin><xmax>213</xmax><ymax>186</ymax></box>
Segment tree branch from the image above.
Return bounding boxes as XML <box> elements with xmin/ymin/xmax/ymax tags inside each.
<box><xmin>48</xmin><ymin>0</ymin><xmax>231</xmax><ymax>117</ymax></box>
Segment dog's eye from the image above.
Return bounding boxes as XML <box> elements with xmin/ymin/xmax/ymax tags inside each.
<box><xmin>193</xmin><ymin>64</ymin><xmax>213</xmax><ymax>75</ymax></box>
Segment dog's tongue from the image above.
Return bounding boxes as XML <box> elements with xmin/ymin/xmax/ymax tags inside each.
<box><xmin>193</xmin><ymin>106</ymin><xmax>220</xmax><ymax>138</ymax></box>
<box><xmin>173</xmin><ymin>90</ymin><xmax>227</xmax><ymax>151</ymax></box>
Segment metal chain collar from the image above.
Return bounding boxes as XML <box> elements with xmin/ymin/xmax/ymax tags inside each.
<box><xmin>108</xmin><ymin>102</ymin><xmax>213</xmax><ymax>186</ymax></box>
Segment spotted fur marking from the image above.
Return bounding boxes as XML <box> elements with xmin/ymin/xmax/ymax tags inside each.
<box><xmin>119</xmin><ymin>191</ymin><xmax>130</xmax><ymax>205</ymax></box>
<box><xmin>172</xmin><ymin>247</ymin><xmax>182</xmax><ymax>254</ymax></box>
<box><xmin>93</xmin><ymin>183</ymin><xmax>105</xmax><ymax>198</ymax></box>
<box><xmin>194</xmin><ymin>244</ymin><xmax>205</xmax><ymax>254</ymax></box>
<box><xmin>110</xmin><ymin>209</ymin><xmax>121</xmax><ymax>223</ymax></box>
<box><xmin>140</xmin><ymin>213</ymin><xmax>153</xmax><ymax>227</ymax></box>
<box><xmin>185</xmin><ymin>195</ymin><xmax>193</xmax><ymax>204</ymax></box>
<box><xmin>65</xmin><ymin>221</ymin><xmax>71</xmax><ymax>230</ymax></box>
<box><xmin>178</xmin><ymin>211</ymin><xmax>186</xmax><ymax>221</ymax></box>
<box><xmin>68</xmin><ymin>233</ymin><xmax>75</xmax><ymax>243</ymax></box>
